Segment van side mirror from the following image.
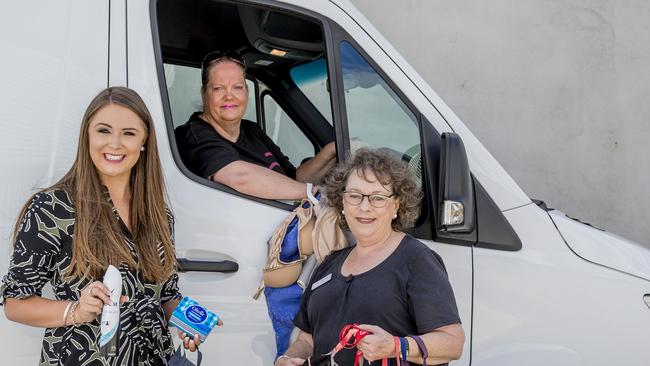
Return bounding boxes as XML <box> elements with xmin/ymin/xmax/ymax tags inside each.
<box><xmin>438</xmin><ymin>133</ymin><xmax>475</xmax><ymax>233</ymax></box>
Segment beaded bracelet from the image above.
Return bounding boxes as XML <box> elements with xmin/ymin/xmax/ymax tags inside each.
<box><xmin>69</xmin><ymin>301</ymin><xmax>80</xmax><ymax>327</ymax></box>
<box><xmin>62</xmin><ymin>301</ymin><xmax>73</xmax><ymax>326</ymax></box>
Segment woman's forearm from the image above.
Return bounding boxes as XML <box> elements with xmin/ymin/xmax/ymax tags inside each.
<box><xmin>213</xmin><ymin>161</ymin><xmax>308</xmax><ymax>200</ymax></box>
<box><xmin>295</xmin><ymin>142</ymin><xmax>336</xmax><ymax>183</ymax></box>
<box><xmin>162</xmin><ymin>298</ymin><xmax>180</xmax><ymax>322</ymax></box>
<box><xmin>406</xmin><ymin>324</ymin><xmax>465</xmax><ymax>364</ymax></box>
<box><xmin>4</xmin><ymin>296</ymin><xmax>72</xmax><ymax>328</ymax></box>
<box><xmin>284</xmin><ymin>330</ymin><xmax>314</xmax><ymax>359</ymax></box>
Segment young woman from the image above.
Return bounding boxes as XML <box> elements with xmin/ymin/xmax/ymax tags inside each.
<box><xmin>1</xmin><ymin>87</ymin><xmax>198</xmax><ymax>365</ymax></box>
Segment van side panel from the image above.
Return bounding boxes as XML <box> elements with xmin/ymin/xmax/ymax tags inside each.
<box><xmin>473</xmin><ymin>204</ymin><xmax>650</xmax><ymax>365</ymax></box>
<box><xmin>0</xmin><ymin>1</ymin><xmax>109</xmax><ymax>364</ymax></box>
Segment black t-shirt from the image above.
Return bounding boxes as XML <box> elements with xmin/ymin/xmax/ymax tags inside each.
<box><xmin>294</xmin><ymin>235</ymin><xmax>461</xmax><ymax>366</ymax></box>
<box><xmin>175</xmin><ymin>112</ymin><xmax>297</xmax><ymax>179</ymax></box>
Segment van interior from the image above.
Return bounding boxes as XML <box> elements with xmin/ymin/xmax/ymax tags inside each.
<box><xmin>157</xmin><ymin>0</ymin><xmax>335</xmax><ymax>170</ymax></box>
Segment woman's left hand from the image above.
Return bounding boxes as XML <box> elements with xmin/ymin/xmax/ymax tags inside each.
<box><xmin>176</xmin><ymin>318</ymin><xmax>222</xmax><ymax>352</ymax></box>
<box><xmin>356</xmin><ymin>324</ymin><xmax>395</xmax><ymax>362</ymax></box>
<box><xmin>177</xmin><ymin>331</ymin><xmax>201</xmax><ymax>352</ymax></box>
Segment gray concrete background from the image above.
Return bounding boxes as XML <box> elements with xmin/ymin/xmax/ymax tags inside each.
<box><xmin>351</xmin><ymin>0</ymin><xmax>650</xmax><ymax>248</ymax></box>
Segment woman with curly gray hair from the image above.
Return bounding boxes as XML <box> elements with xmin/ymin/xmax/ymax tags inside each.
<box><xmin>277</xmin><ymin>148</ymin><xmax>465</xmax><ymax>366</ymax></box>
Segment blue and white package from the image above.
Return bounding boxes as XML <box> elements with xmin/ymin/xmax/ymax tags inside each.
<box><xmin>169</xmin><ymin>296</ymin><xmax>220</xmax><ymax>341</ymax></box>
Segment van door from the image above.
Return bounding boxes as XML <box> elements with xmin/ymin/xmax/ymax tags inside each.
<box><xmin>130</xmin><ymin>0</ymin><xmax>472</xmax><ymax>364</ymax></box>
<box><xmin>129</xmin><ymin>1</ymin><xmax>292</xmax><ymax>363</ymax></box>
<box><xmin>323</xmin><ymin>28</ymin><xmax>473</xmax><ymax>366</ymax></box>
<box><xmin>0</xmin><ymin>1</ymin><xmax>110</xmax><ymax>364</ymax></box>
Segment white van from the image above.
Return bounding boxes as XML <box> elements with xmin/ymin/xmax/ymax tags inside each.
<box><xmin>1</xmin><ymin>0</ymin><xmax>649</xmax><ymax>365</ymax></box>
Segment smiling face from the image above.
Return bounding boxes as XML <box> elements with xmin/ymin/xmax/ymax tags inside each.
<box><xmin>343</xmin><ymin>169</ymin><xmax>400</xmax><ymax>245</ymax></box>
<box><xmin>202</xmin><ymin>60</ymin><xmax>248</xmax><ymax>127</ymax></box>
<box><xmin>88</xmin><ymin>104</ymin><xmax>147</xmax><ymax>184</ymax></box>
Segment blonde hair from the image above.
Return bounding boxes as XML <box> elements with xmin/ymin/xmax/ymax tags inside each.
<box><xmin>13</xmin><ymin>87</ymin><xmax>175</xmax><ymax>282</ymax></box>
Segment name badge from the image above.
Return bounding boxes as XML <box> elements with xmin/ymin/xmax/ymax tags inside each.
<box><xmin>311</xmin><ymin>273</ymin><xmax>332</xmax><ymax>290</ymax></box>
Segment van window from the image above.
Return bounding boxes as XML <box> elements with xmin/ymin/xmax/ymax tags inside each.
<box><xmin>263</xmin><ymin>94</ymin><xmax>314</xmax><ymax>166</ymax></box>
<box><xmin>290</xmin><ymin>58</ymin><xmax>332</xmax><ymax>125</ymax></box>
<box><xmin>163</xmin><ymin>63</ymin><xmax>257</xmax><ymax>127</ymax></box>
<box><xmin>338</xmin><ymin>41</ymin><xmax>422</xmax><ymax>185</ymax></box>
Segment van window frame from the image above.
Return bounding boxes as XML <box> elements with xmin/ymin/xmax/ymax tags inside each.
<box><xmin>150</xmin><ymin>0</ymin><xmax>340</xmax><ymax>211</ymax></box>
<box><xmin>325</xmin><ymin>23</ymin><xmax>440</xmax><ymax>241</ymax></box>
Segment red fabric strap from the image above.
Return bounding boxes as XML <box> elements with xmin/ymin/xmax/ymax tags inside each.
<box><xmin>393</xmin><ymin>337</ymin><xmax>401</xmax><ymax>366</ymax></box>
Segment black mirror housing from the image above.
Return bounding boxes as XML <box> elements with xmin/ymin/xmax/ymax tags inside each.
<box><xmin>438</xmin><ymin>132</ymin><xmax>475</xmax><ymax>233</ymax></box>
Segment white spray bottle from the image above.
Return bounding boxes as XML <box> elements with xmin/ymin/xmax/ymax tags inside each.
<box><xmin>99</xmin><ymin>265</ymin><xmax>122</xmax><ymax>357</ymax></box>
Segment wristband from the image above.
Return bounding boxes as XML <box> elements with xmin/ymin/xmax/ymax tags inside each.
<box><xmin>408</xmin><ymin>334</ymin><xmax>428</xmax><ymax>366</ymax></box>
<box><xmin>276</xmin><ymin>355</ymin><xmax>291</xmax><ymax>364</ymax></box>
<box><xmin>399</xmin><ymin>336</ymin><xmax>408</xmax><ymax>361</ymax></box>
<box><xmin>306</xmin><ymin>183</ymin><xmax>319</xmax><ymax>205</ymax></box>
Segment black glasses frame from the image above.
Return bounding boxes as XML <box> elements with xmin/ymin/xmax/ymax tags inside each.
<box><xmin>342</xmin><ymin>191</ymin><xmax>395</xmax><ymax>208</ymax></box>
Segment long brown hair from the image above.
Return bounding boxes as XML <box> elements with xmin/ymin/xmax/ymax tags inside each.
<box><xmin>13</xmin><ymin>87</ymin><xmax>175</xmax><ymax>282</ymax></box>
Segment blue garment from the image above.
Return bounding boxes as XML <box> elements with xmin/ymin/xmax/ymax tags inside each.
<box><xmin>266</xmin><ymin>194</ymin><xmax>320</xmax><ymax>358</ymax></box>
<box><xmin>264</xmin><ymin>284</ymin><xmax>303</xmax><ymax>358</ymax></box>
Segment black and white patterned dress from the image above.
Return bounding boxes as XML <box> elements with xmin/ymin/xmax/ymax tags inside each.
<box><xmin>0</xmin><ymin>189</ymin><xmax>182</xmax><ymax>366</ymax></box>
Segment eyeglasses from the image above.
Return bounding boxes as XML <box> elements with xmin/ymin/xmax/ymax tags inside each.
<box><xmin>201</xmin><ymin>50</ymin><xmax>246</xmax><ymax>70</ymax></box>
<box><xmin>343</xmin><ymin>191</ymin><xmax>395</xmax><ymax>208</ymax></box>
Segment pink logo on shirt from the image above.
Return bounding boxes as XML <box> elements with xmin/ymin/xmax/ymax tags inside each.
<box><xmin>268</xmin><ymin>162</ymin><xmax>280</xmax><ymax>170</ymax></box>
<box><xmin>264</xmin><ymin>152</ymin><xmax>273</xmax><ymax>157</ymax></box>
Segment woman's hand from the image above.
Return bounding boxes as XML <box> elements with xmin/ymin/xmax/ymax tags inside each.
<box><xmin>74</xmin><ymin>281</ymin><xmax>128</xmax><ymax>325</ymax></box>
<box><xmin>356</xmin><ymin>324</ymin><xmax>395</xmax><ymax>362</ymax></box>
<box><xmin>177</xmin><ymin>331</ymin><xmax>202</xmax><ymax>352</ymax></box>
<box><xmin>176</xmin><ymin>318</ymin><xmax>221</xmax><ymax>352</ymax></box>
<box><xmin>274</xmin><ymin>355</ymin><xmax>305</xmax><ymax>366</ymax></box>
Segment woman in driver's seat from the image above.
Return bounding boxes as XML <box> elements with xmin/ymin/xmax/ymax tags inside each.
<box><xmin>175</xmin><ymin>51</ymin><xmax>336</xmax><ymax>200</ymax></box>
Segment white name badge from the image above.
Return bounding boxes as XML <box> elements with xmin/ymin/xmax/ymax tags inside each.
<box><xmin>311</xmin><ymin>273</ymin><xmax>332</xmax><ymax>290</ymax></box>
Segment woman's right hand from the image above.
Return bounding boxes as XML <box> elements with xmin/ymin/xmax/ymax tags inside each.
<box><xmin>73</xmin><ymin>281</ymin><xmax>128</xmax><ymax>325</ymax></box>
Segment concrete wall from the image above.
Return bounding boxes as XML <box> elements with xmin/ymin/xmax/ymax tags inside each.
<box><xmin>351</xmin><ymin>0</ymin><xmax>650</xmax><ymax>248</ymax></box>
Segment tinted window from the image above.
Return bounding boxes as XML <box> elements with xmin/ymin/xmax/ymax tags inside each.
<box><xmin>263</xmin><ymin>94</ymin><xmax>314</xmax><ymax>166</ymax></box>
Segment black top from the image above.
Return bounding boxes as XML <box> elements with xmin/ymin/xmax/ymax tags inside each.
<box><xmin>175</xmin><ymin>112</ymin><xmax>297</xmax><ymax>179</ymax></box>
<box><xmin>294</xmin><ymin>235</ymin><xmax>461</xmax><ymax>366</ymax></box>
<box><xmin>0</xmin><ymin>189</ymin><xmax>181</xmax><ymax>366</ymax></box>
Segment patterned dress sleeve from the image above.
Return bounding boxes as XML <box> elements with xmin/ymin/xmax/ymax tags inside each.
<box><xmin>1</xmin><ymin>191</ymin><xmax>71</xmax><ymax>302</ymax></box>
<box><xmin>160</xmin><ymin>210</ymin><xmax>182</xmax><ymax>304</ymax></box>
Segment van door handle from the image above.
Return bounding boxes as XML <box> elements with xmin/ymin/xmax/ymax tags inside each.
<box><xmin>176</xmin><ymin>258</ymin><xmax>239</xmax><ymax>273</ymax></box>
